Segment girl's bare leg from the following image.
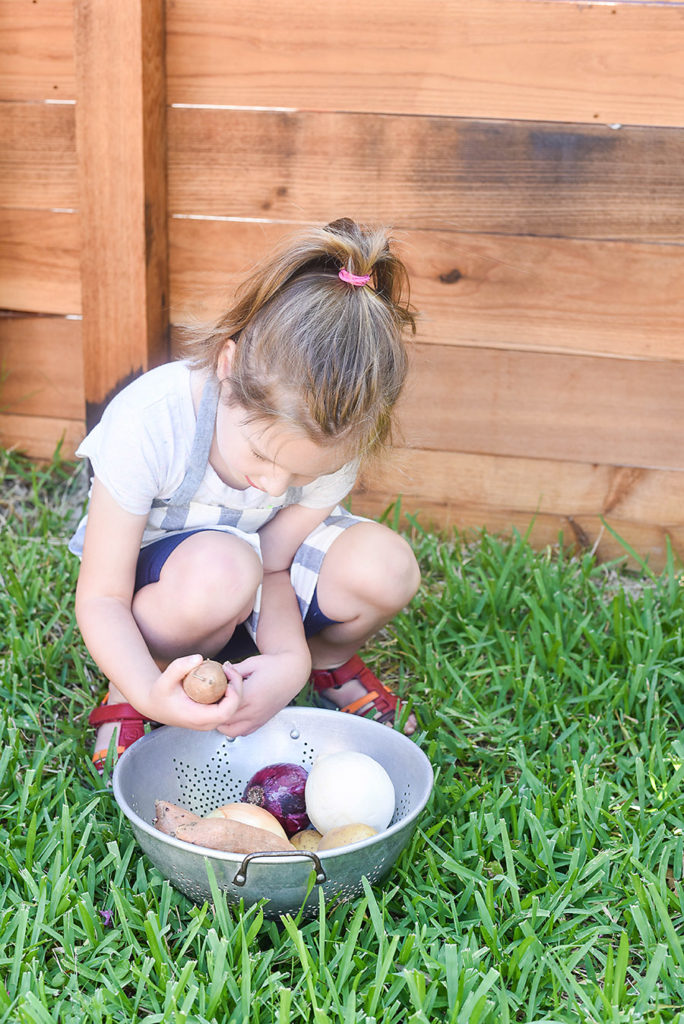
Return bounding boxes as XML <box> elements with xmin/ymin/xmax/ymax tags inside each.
<box><xmin>93</xmin><ymin>532</ymin><xmax>261</xmax><ymax>754</ymax></box>
<box><xmin>308</xmin><ymin>523</ymin><xmax>421</xmax><ymax>734</ymax></box>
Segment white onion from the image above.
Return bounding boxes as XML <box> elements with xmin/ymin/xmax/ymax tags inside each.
<box><xmin>205</xmin><ymin>802</ymin><xmax>288</xmax><ymax>840</ymax></box>
<box><xmin>304</xmin><ymin>751</ymin><xmax>395</xmax><ymax>834</ymax></box>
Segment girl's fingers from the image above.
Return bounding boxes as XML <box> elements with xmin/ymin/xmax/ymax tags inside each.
<box><xmin>152</xmin><ymin>655</ymin><xmax>248</xmax><ymax>728</ymax></box>
<box><xmin>218</xmin><ymin>663</ymin><xmax>244</xmax><ymax>716</ymax></box>
<box><xmin>230</xmin><ymin>655</ymin><xmax>259</xmax><ymax>678</ymax></box>
<box><xmin>154</xmin><ymin>654</ymin><xmax>204</xmax><ymax>696</ymax></box>
<box><xmin>221</xmin><ymin>660</ymin><xmax>243</xmax><ymax>685</ymax></box>
<box><xmin>220</xmin><ymin>686</ymin><xmax>242</xmax><ymax>719</ymax></box>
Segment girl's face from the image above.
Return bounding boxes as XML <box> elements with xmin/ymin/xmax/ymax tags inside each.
<box><xmin>212</xmin><ymin>398</ymin><xmax>347</xmax><ymax>496</ymax></box>
<box><xmin>211</xmin><ymin>340</ymin><xmax>348</xmax><ymax>495</ymax></box>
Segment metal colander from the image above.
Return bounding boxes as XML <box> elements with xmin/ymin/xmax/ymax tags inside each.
<box><xmin>113</xmin><ymin>706</ymin><xmax>433</xmax><ymax>918</ymax></box>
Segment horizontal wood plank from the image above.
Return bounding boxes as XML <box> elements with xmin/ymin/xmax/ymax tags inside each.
<box><xmin>353</xmin><ymin>448</ymin><xmax>684</xmax><ymax>570</ymax></box>
<box><xmin>167</xmin><ymin>108</ymin><xmax>684</xmax><ymax>242</ymax></box>
<box><xmin>0</xmin><ymin>209</ymin><xmax>80</xmax><ymax>314</ymax></box>
<box><xmin>398</xmin><ymin>343</ymin><xmax>684</xmax><ymax>471</ymax></box>
<box><xmin>0</xmin><ymin>314</ymin><xmax>83</xmax><ymax>420</ymax></box>
<box><xmin>169</xmin><ymin>218</ymin><xmax>684</xmax><ymax>361</ymax></box>
<box><xmin>357</xmin><ymin>448</ymin><xmax>684</xmax><ymax>524</ymax></box>
<box><xmin>166</xmin><ymin>0</ymin><xmax>684</xmax><ymax>127</ymax></box>
<box><xmin>0</xmin><ymin>0</ymin><xmax>75</xmax><ymax>101</ymax></box>
<box><xmin>349</xmin><ymin>488</ymin><xmax>684</xmax><ymax>573</ymax></box>
<box><xmin>0</xmin><ymin>101</ymin><xmax>77</xmax><ymax>209</ymax></box>
<box><xmin>0</xmin><ymin>412</ymin><xmax>84</xmax><ymax>461</ymax></box>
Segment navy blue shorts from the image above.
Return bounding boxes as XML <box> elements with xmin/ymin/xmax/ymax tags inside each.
<box><xmin>134</xmin><ymin>529</ymin><xmax>339</xmax><ymax>662</ymax></box>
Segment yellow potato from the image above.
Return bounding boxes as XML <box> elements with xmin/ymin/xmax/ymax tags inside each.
<box><xmin>291</xmin><ymin>828</ymin><xmax>323</xmax><ymax>852</ymax></box>
<box><xmin>317</xmin><ymin>823</ymin><xmax>378</xmax><ymax>851</ymax></box>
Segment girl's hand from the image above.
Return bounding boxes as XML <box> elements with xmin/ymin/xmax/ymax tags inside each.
<box><xmin>142</xmin><ymin>654</ymin><xmax>245</xmax><ymax>730</ymax></box>
<box><xmin>215</xmin><ymin>651</ymin><xmax>311</xmax><ymax>737</ymax></box>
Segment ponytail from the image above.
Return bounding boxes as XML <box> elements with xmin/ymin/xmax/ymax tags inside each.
<box><xmin>179</xmin><ymin>219</ymin><xmax>417</xmax><ymax>456</ymax></box>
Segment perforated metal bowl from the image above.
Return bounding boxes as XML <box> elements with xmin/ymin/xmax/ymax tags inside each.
<box><xmin>113</xmin><ymin>706</ymin><xmax>433</xmax><ymax>918</ymax></box>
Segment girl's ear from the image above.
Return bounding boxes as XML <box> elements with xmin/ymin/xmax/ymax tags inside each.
<box><xmin>217</xmin><ymin>339</ymin><xmax>237</xmax><ymax>379</ymax></box>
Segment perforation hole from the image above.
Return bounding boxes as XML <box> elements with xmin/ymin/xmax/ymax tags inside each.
<box><xmin>300</xmin><ymin>740</ymin><xmax>316</xmax><ymax>766</ymax></box>
<box><xmin>172</xmin><ymin>746</ymin><xmax>249</xmax><ymax>816</ymax></box>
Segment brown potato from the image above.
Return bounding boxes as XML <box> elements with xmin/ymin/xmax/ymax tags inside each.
<box><xmin>317</xmin><ymin>824</ymin><xmax>378</xmax><ymax>851</ymax></box>
<box><xmin>154</xmin><ymin>800</ymin><xmax>201</xmax><ymax>837</ymax></box>
<box><xmin>182</xmin><ymin>660</ymin><xmax>228</xmax><ymax>704</ymax></box>
<box><xmin>291</xmin><ymin>828</ymin><xmax>323</xmax><ymax>852</ymax></box>
<box><xmin>175</xmin><ymin>818</ymin><xmax>296</xmax><ymax>854</ymax></box>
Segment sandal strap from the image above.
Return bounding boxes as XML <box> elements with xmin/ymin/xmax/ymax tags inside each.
<box><xmin>88</xmin><ymin>700</ymin><xmax>151</xmax><ymax>728</ymax></box>
<box><xmin>341</xmin><ymin>691</ymin><xmax>380</xmax><ymax>714</ymax></box>
<box><xmin>89</xmin><ymin>698</ymin><xmax>151</xmax><ymax>755</ymax></box>
<box><xmin>311</xmin><ymin>654</ymin><xmax>371</xmax><ymax>692</ymax></box>
<box><xmin>339</xmin><ymin>692</ymin><xmax>395</xmax><ymax>724</ymax></box>
<box><xmin>311</xmin><ymin>655</ymin><xmax>400</xmax><ymax>721</ymax></box>
<box><xmin>92</xmin><ymin>745</ymin><xmax>126</xmax><ymax>770</ymax></box>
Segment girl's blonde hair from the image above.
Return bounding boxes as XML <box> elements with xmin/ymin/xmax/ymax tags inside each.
<box><xmin>180</xmin><ymin>218</ymin><xmax>416</xmax><ymax>456</ymax></box>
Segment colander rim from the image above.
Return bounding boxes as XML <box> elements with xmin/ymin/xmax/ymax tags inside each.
<box><xmin>112</xmin><ymin>708</ymin><xmax>434</xmax><ymax>863</ymax></box>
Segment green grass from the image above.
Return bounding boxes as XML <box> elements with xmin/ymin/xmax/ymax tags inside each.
<box><xmin>1</xmin><ymin>445</ymin><xmax>684</xmax><ymax>1023</ymax></box>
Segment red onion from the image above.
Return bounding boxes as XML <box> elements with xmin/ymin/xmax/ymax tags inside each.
<box><xmin>242</xmin><ymin>763</ymin><xmax>310</xmax><ymax>836</ymax></box>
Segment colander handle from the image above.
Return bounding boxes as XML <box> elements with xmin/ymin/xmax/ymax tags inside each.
<box><xmin>232</xmin><ymin>850</ymin><xmax>327</xmax><ymax>887</ymax></box>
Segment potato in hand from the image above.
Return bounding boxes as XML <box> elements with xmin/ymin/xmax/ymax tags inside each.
<box><xmin>182</xmin><ymin>660</ymin><xmax>227</xmax><ymax>704</ymax></box>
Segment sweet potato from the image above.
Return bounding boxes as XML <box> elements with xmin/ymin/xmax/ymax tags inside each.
<box><xmin>154</xmin><ymin>800</ymin><xmax>201</xmax><ymax>837</ymax></box>
<box><xmin>175</xmin><ymin>817</ymin><xmax>296</xmax><ymax>854</ymax></box>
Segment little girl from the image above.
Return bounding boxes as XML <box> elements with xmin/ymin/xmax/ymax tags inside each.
<box><xmin>70</xmin><ymin>218</ymin><xmax>421</xmax><ymax>769</ymax></box>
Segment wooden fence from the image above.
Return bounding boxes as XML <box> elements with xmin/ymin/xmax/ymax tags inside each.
<box><xmin>2</xmin><ymin>0</ymin><xmax>684</xmax><ymax>568</ymax></box>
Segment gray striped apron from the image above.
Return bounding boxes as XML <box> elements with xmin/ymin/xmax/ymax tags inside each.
<box><xmin>151</xmin><ymin>373</ymin><xmax>366</xmax><ymax>638</ymax></box>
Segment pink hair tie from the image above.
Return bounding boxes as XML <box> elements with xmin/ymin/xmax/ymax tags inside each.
<box><xmin>338</xmin><ymin>267</ymin><xmax>371</xmax><ymax>287</ymax></box>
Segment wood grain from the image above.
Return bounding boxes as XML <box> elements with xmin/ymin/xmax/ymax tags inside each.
<box><xmin>357</xmin><ymin>448</ymin><xmax>684</xmax><ymax>524</ymax></box>
<box><xmin>7</xmin><ymin>204</ymin><xmax>681</xmax><ymax>364</ymax></box>
<box><xmin>170</xmin><ymin>326</ymin><xmax>684</xmax><ymax>475</ymax></box>
<box><xmin>0</xmin><ymin>314</ymin><xmax>83</xmax><ymax>421</ymax></box>
<box><xmin>168</xmin><ymin>218</ymin><xmax>684</xmax><ymax>361</ymax></box>
<box><xmin>0</xmin><ymin>101</ymin><xmax>77</xmax><ymax>209</ymax></box>
<box><xmin>353</xmin><ymin>448</ymin><xmax>684</xmax><ymax>570</ymax></box>
<box><xmin>74</xmin><ymin>0</ymin><xmax>169</xmax><ymax>428</ymax></box>
<box><xmin>349</xmin><ymin>488</ymin><xmax>684</xmax><ymax>573</ymax></box>
<box><xmin>166</xmin><ymin>0</ymin><xmax>684</xmax><ymax>127</ymax></box>
<box><xmin>0</xmin><ymin>0</ymin><xmax>75</xmax><ymax>101</ymax></box>
<box><xmin>6</xmin><ymin>0</ymin><xmax>684</xmax><ymax>125</ymax></box>
<box><xmin>4</xmin><ymin>0</ymin><xmax>684</xmax><ymax>574</ymax></box>
<box><xmin>398</xmin><ymin>344</ymin><xmax>684</xmax><ymax>471</ymax></box>
<box><xmin>167</xmin><ymin>108</ymin><xmax>684</xmax><ymax>242</ymax></box>
<box><xmin>0</xmin><ymin>413</ymin><xmax>85</xmax><ymax>461</ymax></box>
<box><xmin>0</xmin><ymin>209</ymin><xmax>80</xmax><ymax>314</ymax></box>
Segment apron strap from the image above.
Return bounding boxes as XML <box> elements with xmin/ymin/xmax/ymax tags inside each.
<box><xmin>154</xmin><ymin>372</ymin><xmax>220</xmax><ymax>529</ymax></box>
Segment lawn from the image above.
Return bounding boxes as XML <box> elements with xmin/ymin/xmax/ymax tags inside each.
<box><xmin>1</xmin><ymin>446</ymin><xmax>683</xmax><ymax>1023</ymax></box>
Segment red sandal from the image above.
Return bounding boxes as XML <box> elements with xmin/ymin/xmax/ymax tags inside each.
<box><xmin>310</xmin><ymin>654</ymin><xmax>403</xmax><ymax>726</ymax></box>
<box><xmin>89</xmin><ymin>696</ymin><xmax>153</xmax><ymax>772</ymax></box>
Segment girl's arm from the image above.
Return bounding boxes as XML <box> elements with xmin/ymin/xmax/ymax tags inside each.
<box><xmin>215</xmin><ymin>568</ymin><xmax>311</xmax><ymax>735</ymax></box>
<box><xmin>75</xmin><ymin>479</ymin><xmax>242</xmax><ymax>729</ymax></box>
<box><xmin>214</xmin><ymin>502</ymin><xmax>335</xmax><ymax>735</ymax></box>
<box><xmin>258</xmin><ymin>502</ymin><xmax>335</xmax><ymax>573</ymax></box>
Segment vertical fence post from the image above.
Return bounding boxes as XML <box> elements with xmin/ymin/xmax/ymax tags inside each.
<box><xmin>74</xmin><ymin>0</ymin><xmax>169</xmax><ymax>431</ymax></box>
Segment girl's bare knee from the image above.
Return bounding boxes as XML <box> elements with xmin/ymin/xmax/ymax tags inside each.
<box><xmin>142</xmin><ymin>532</ymin><xmax>262</xmax><ymax>624</ymax></box>
<box><xmin>324</xmin><ymin>523</ymin><xmax>420</xmax><ymax>616</ymax></box>
<box><xmin>370</xmin><ymin>529</ymin><xmax>421</xmax><ymax>609</ymax></box>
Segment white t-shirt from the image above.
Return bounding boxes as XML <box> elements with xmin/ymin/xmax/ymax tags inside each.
<box><xmin>69</xmin><ymin>360</ymin><xmax>359</xmax><ymax>557</ymax></box>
